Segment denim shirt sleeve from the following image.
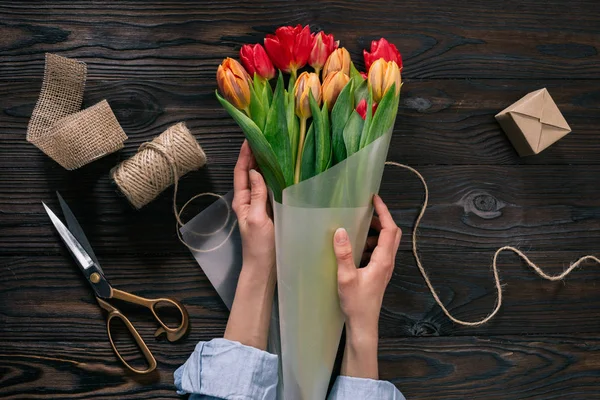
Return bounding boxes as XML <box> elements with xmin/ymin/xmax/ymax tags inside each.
<box><xmin>175</xmin><ymin>338</ymin><xmax>404</xmax><ymax>400</ymax></box>
<box><xmin>328</xmin><ymin>376</ymin><xmax>406</xmax><ymax>400</ymax></box>
<box><xmin>174</xmin><ymin>338</ymin><xmax>278</xmax><ymax>400</ymax></box>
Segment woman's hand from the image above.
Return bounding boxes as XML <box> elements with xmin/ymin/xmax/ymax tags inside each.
<box><xmin>333</xmin><ymin>194</ymin><xmax>401</xmax><ymax>379</ymax></box>
<box><xmin>232</xmin><ymin>140</ymin><xmax>276</xmax><ymax>274</ymax></box>
<box><xmin>224</xmin><ymin>141</ymin><xmax>276</xmax><ymax>350</ymax></box>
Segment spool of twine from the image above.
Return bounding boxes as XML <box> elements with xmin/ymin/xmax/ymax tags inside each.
<box><xmin>112</xmin><ymin>122</ymin><xmax>237</xmax><ymax>254</ymax></box>
<box><xmin>112</xmin><ymin>122</ymin><xmax>206</xmax><ymax>209</ymax></box>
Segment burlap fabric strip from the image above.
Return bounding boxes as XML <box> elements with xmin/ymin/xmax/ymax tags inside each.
<box><xmin>27</xmin><ymin>53</ymin><xmax>127</xmax><ymax>170</ymax></box>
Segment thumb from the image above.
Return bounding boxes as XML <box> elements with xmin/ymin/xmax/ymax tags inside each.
<box><xmin>247</xmin><ymin>169</ymin><xmax>269</xmax><ymax>223</ymax></box>
<box><xmin>334</xmin><ymin>228</ymin><xmax>356</xmax><ymax>284</ymax></box>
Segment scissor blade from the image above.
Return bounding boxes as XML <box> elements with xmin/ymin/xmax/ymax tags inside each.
<box><xmin>43</xmin><ymin>202</ymin><xmax>95</xmax><ymax>271</ymax></box>
<box><xmin>56</xmin><ymin>192</ymin><xmax>102</xmax><ymax>273</ymax></box>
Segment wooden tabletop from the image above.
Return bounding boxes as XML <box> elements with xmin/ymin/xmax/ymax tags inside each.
<box><xmin>1</xmin><ymin>1</ymin><xmax>599</xmax><ymax>398</ymax></box>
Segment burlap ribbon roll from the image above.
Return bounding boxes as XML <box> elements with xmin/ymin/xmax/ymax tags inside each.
<box><xmin>112</xmin><ymin>122</ymin><xmax>207</xmax><ymax>209</ymax></box>
<box><xmin>27</xmin><ymin>53</ymin><xmax>127</xmax><ymax>170</ymax></box>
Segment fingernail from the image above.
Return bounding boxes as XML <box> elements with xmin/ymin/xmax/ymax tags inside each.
<box><xmin>249</xmin><ymin>169</ymin><xmax>259</xmax><ymax>185</ymax></box>
<box><xmin>335</xmin><ymin>228</ymin><xmax>348</xmax><ymax>244</ymax></box>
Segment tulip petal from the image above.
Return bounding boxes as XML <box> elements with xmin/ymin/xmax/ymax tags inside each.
<box><xmin>359</xmin><ymin>90</ymin><xmax>374</xmax><ymax>149</ymax></box>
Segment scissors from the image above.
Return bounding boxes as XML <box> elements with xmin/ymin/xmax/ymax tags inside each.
<box><xmin>43</xmin><ymin>192</ymin><xmax>190</xmax><ymax>374</ymax></box>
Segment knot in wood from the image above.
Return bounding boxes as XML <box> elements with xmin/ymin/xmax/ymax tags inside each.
<box><xmin>473</xmin><ymin>194</ymin><xmax>497</xmax><ymax>212</ymax></box>
<box><xmin>410</xmin><ymin>321</ymin><xmax>440</xmax><ymax>337</ymax></box>
<box><xmin>459</xmin><ymin>190</ymin><xmax>505</xmax><ymax>220</ymax></box>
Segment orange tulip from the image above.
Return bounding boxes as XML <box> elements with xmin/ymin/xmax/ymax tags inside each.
<box><xmin>367</xmin><ymin>59</ymin><xmax>401</xmax><ymax>103</ymax></box>
<box><xmin>294</xmin><ymin>71</ymin><xmax>322</xmax><ymax>119</ymax></box>
<box><xmin>322</xmin><ymin>48</ymin><xmax>351</xmax><ymax>79</ymax></box>
<box><xmin>322</xmin><ymin>71</ymin><xmax>350</xmax><ymax>110</ymax></box>
<box><xmin>217</xmin><ymin>58</ymin><xmax>252</xmax><ymax>111</ymax></box>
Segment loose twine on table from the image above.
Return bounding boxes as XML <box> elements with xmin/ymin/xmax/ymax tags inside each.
<box><xmin>385</xmin><ymin>161</ymin><xmax>600</xmax><ymax>326</ymax></box>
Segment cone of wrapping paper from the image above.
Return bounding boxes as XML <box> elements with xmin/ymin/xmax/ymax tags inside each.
<box><xmin>181</xmin><ymin>126</ymin><xmax>394</xmax><ymax>399</ymax></box>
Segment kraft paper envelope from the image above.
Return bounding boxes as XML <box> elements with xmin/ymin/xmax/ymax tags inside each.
<box><xmin>495</xmin><ymin>88</ymin><xmax>571</xmax><ymax>156</ymax></box>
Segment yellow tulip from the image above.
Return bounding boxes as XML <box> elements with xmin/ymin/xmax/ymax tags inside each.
<box><xmin>322</xmin><ymin>48</ymin><xmax>351</xmax><ymax>79</ymax></box>
<box><xmin>217</xmin><ymin>57</ymin><xmax>252</xmax><ymax>112</ymax></box>
<box><xmin>322</xmin><ymin>71</ymin><xmax>350</xmax><ymax>110</ymax></box>
<box><xmin>294</xmin><ymin>71</ymin><xmax>322</xmax><ymax>119</ymax></box>
<box><xmin>367</xmin><ymin>59</ymin><xmax>401</xmax><ymax>103</ymax></box>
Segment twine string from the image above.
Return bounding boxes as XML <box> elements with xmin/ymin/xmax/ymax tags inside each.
<box><xmin>139</xmin><ymin>141</ymin><xmax>237</xmax><ymax>254</ymax></box>
<box><xmin>385</xmin><ymin>161</ymin><xmax>600</xmax><ymax>326</ymax></box>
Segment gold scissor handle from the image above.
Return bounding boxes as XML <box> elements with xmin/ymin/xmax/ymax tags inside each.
<box><xmin>110</xmin><ymin>288</ymin><xmax>190</xmax><ymax>342</ymax></box>
<box><xmin>96</xmin><ymin>297</ymin><xmax>157</xmax><ymax>374</ymax></box>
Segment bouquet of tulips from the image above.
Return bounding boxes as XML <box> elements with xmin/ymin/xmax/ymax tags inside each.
<box><xmin>215</xmin><ymin>25</ymin><xmax>402</xmax><ymax>399</ymax></box>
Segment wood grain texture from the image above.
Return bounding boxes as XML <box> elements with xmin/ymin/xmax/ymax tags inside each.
<box><xmin>1</xmin><ymin>0</ymin><xmax>599</xmax><ymax>398</ymax></box>
<box><xmin>2</xmin><ymin>78</ymin><xmax>599</xmax><ymax>165</ymax></box>
<box><xmin>1</xmin><ymin>335</ymin><xmax>599</xmax><ymax>399</ymax></box>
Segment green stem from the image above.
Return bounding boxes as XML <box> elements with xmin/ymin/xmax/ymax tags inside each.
<box><xmin>314</xmin><ymin>66</ymin><xmax>321</xmax><ymax>78</ymax></box>
<box><xmin>290</xmin><ymin>68</ymin><xmax>297</xmax><ymax>82</ymax></box>
<box><xmin>294</xmin><ymin>117</ymin><xmax>307</xmax><ymax>184</ymax></box>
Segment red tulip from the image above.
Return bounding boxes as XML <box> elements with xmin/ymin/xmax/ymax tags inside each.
<box><xmin>240</xmin><ymin>44</ymin><xmax>276</xmax><ymax>80</ymax></box>
<box><xmin>309</xmin><ymin>31</ymin><xmax>338</xmax><ymax>74</ymax></box>
<box><xmin>264</xmin><ymin>25</ymin><xmax>314</xmax><ymax>76</ymax></box>
<box><xmin>363</xmin><ymin>38</ymin><xmax>402</xmax><ymax>72</ymax></box>
<box><xmin>356</xmin><ymin>98</ymin><xmax>378</xmax><ymax>120</ymax></box>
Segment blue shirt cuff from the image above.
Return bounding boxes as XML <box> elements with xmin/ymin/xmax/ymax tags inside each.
<box><xmin>174</xmin><ymin>338</ymin><xmax>278</xmax><ymax>400</ymax></box>
<box><xmin>329</xmin><ymin>376</ymin><xmax>405</xmax><ymax>400</ymax></box>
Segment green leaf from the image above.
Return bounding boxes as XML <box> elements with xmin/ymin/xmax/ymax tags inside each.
<box><xmin>263</xmin><ymin>73</ymin><xmax>294</xmax><ymax>187</ymax></box>
<box><xmin>309</xmin><ymin>93</ymin><xmax>330</xmax><ymax>175</ymax></box>
<box><xmin>253</xmin><ymin>74</ymin><xmax>273</xmax><ymax>109</ymax></box>
<box><xmin>350</xmin><ymin>61</ymin><xmax>363</xmax><ymax>81</ymax></box>
<box><xmin>359</xmin><ymin>88</ymin><xmax>374</xmax><ymax>149</ymax></box>
<box><xmin>300</xmin><ymin>123</ymin><xmax>315</xmax><ymax>181</ymax></box>
<box><xmin>263</xmin><ymin>80</ymin><xmax>273</xmax><ymax>106</ymax></box>
<box><xmin>216</xmin><ymin>91</ymin><xmax>285</xmax><ymax>202</ymax></box>
<box><xmin>353</xmin><ymin>79</ymin><xmax>368</xmax><ymax>106</ymax></box>
<box><xmin>331</xmin><ymin>80</ymin><xmax>354</xmax><ymax>164</ymax></box>
<box><xmin>365</xmin><ymin>83</ymin><xmax>401</xmax><ymax>145</ymax></box>
<box><xmin>322</xmin><ymin>102</ymin><xmax>332</xmax><ymax>170</ymax></box>
<box><xmin>349</xmin><ymin>61</ymin><xmax>365</xmax><ymax>95</ymax></box>
<box><xmin>286</xmin><ymin>89</ymin><xmax>299</xmax><ymax>166</ymax></box>
<box><xmin>249</xmin><ymin>83</ymin><xmax>267</xmax><ymax>131</ymax></box>
<box><xmin>343</xmin><ymin>110</ymin><xmax>364</xmax><ymax>157</ymax></box>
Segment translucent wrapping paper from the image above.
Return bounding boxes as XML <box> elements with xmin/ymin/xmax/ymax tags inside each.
<box><xmin>182</xmin><ymin>127</ymin><xmax>392</xmax><ymax>399</ymax></box>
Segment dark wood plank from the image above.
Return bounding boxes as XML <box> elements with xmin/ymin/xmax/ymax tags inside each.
<box><xmin>379</xmin><ymin>335</ymin><xmax>600</xmax><ymax>399</ymax></box>
<box><xmin>1</xmin><ymin>1</ymin><xmax>599</xmax><ymax>80</ymax></box>
<box><xmin>2</xmin><ymin>252</ymin><xmax>599</xmax><ymax>341</ymax></box>
<box><xmin>2</xmin><ymin>78</ymin><xmax>599</xmax><ymax>166</ymax></box>
<box><xmin>1</xmin><ymin>335</ymin><xmax>599</xmax><ymax>399</ymax></box>
<box><xmin>0</xmin><ymin>165</ymin><xmax>598</xmax><ymax>255</ymax></box>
